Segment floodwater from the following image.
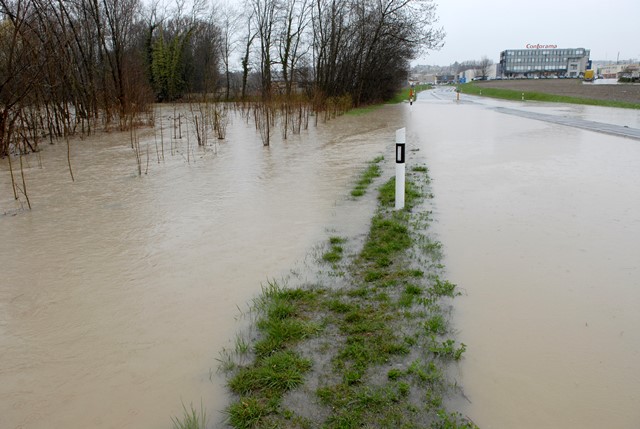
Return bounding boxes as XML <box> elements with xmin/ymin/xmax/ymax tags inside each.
<box><xmin>0</xmin><ymin>105</ymin><xmax>404</xmax><ymax>429</ymax></box>
<box><xmin>2</xmin><ymin>91</ymin><xmax>639</xmax><ymax>429</ymax></box>
<box><xmin>410</xmin><ymin>88</ymin><xmax>640</xmax><ymax>428</ymax></box>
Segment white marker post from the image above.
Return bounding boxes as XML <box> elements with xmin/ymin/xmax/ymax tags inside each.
<box><xmin>395</xmin><ymin>128</ymin><xmax>406</xmax><ymax>210</ymax></box>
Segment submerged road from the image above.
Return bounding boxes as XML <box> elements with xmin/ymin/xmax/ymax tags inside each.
<box><xmin>494</xmin><ymin>106</ymin><xmax>640</xmax><ymax>140</ymax></box>
<box><xmin>426</xmin><ymin>86</ymin><xmax>640</xmax><ymax>140</ymax></box>
<box><xmin>408</xmin><ymin>88</ymin><xmax>640</xmax><ymax>429</ymax></box>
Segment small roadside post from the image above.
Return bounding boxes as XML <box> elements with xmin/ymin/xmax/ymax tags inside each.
<box><xmin>409</xmin><ymin>82</ymin><xmax>415</xmax><ymax>105</ymax></box>
<box><xmin>395</xmin><ymin>128</ymin><xmax>406</xmax><ymax>210</ymax></box>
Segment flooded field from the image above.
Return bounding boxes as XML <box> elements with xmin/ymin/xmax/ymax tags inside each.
<box><xmin>2</xmin><ymin>91</ymin><xmax>639</xmax><ymax>429</ymax></box>
<box><xmin>0</xmin><ymin>105</ymin><xmax>405</xmax><ymax>429</ymax></box>
<box><xmin>411</xmin><ymin>90</ymin><xmax>640</xmax><ymax>428</ymax></box>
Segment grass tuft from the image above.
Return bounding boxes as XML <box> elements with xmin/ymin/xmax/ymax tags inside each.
<box><xmin>171</xmin><ymin>402</ymin><xmax>206</xmax><ymax>429</ymax></box>
<box><xmin>428</xmin><ymin>277</ymin><xmax>460</xmax><ymax>298</ymax></box>
<box><xmin>351</xmin><ymin>156</ymin><xmax>384</xmax><ymax>197</ymax></box>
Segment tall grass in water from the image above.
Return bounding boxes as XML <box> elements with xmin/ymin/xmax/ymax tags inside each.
<box><xmin>221</xmin><ymin>165</ymin><xmax>476</xmax><ymax>429</ymax></box>
<box><xmin>171</xmin><ymin>402</ymin><xmax>207</xmax><ymax>429</ymax></box>
<box><xmin>350</xmin><ymin>156</ymin><xmax>384</xmax><ymax>197</ymax></box>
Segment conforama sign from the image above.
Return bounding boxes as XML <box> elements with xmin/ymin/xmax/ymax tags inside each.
<box><xmin>526</xmin><ymin>44</ymin><xmax>558</xmax><ymax>49</ymax></box>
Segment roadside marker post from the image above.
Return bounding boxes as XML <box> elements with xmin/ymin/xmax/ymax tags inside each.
<box><xmin>395</xmin><ymin>128</ymin><xmax>406</xmax><ymax>210</ymax></box>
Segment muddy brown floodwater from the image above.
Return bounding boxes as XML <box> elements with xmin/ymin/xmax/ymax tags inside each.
<box><xmin>3</xmin><ymin>92</ymin><xmax>639</xmax><ymax>429</ymax></box>
<box><xmin>410</xmin><ymin>88</ymin><xmax>640</xmax><ymax>428</ymax></box>
<box><xmin>0</xmin><ymin>105</ymin><xmax>405</xmax><ymax>429</ymax></box>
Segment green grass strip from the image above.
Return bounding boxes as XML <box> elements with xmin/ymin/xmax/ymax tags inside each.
<box><xmin>222</xmin><ymin>165</ymin><xmax>476</xmax><ymax>429</ymax></box>
<box><xmin>351</xmin><ymin>155</ymin><xmax>384</xmax><ymax>197</ymax></box>
<box><xmin>459</xmin><ymin>82</ymin><xmax>640</xmax><ymax>109</ymax></box>
<box><xmin>388</xmin><ymin>84</ymin><xmax>433</xmax><ymax>104</ymax></box>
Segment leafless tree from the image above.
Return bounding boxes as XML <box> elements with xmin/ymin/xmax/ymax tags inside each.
<box><xmin>476</xmin><ymin>56</ymin><xmax>493</xmax><ymax>79</ymax></box>
<box><xmin>277</xmin><ymin>0</ymin><xmax>310</xmax><ymax>97</ymax></box>
<box><xmin>239</xmin><ymin>8</ymin><xmax>256</xmax><ymax>100</ymax></box>
<box><xmin>311</xmin><ymin>0</ymin><xmax>444</xmax><ymax>105</ymax></box>
<box><xmin>251</xmin><ymin>0</ymin><xmax>278</xmax><ymax>100</ymax></box>
<box><xmin>217</xmin><ymin>1</ymin><xmax>240</xmax><ymax>100</ymax></box>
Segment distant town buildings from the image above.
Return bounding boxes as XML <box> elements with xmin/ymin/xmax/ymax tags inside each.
<box><xmin>410</xmin><ymin>47</ymin><xmax>639</xmax><ymax>84</ymax></box>
<box><xmin>499</xmin><ymin>47</ymin><xmax>591</xmax><ymax>78</ymax></box>
<box><xmin>597</xmin><ymin>63</ymin><xmax>627</xmax><ymax>78</ymax></box>
<box><xmin>595</xmin><ymin>62</ymin><xmax>640</xmax><ymax>81</ymax></box>
<box><xmin>457</xmin><ymin>64</ymin><xmax>498</xmax><ymax>82</ymax></box>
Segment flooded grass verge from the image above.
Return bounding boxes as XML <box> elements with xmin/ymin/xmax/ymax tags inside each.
<box><xmin>347</xmin><ymin>85</ymin><xmax>433</xmax><ymax>116</ymax></box>
<box><xmin>388</xmin><ymin>85</ymin><xmax>433</xmax><ymax>104</ymax></box>
<box><xmin>350</xmin><ymin>156</ymin><xmax>384</xmax><ymax>197</ymax></box>
<box><xmin>220</xmin><ymin>161</ymin><xmax>476</xmax><ymax>429</ymax></box>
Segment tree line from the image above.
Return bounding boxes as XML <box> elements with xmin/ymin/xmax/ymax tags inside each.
<box><xmin>0</xmin><ymin>0</ymin><xmax>444</xmax><ymax>157</ymax></box>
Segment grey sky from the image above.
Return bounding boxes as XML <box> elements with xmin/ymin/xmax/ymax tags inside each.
<box><xmin>150</xmin><ymin>0</ymin><xmax>639</xmax><ymax>66</ymax></box>
<box><xmin>417</xmin><ymin>0</ymin><xmax>640</xmax><ymax>65</ymax></box>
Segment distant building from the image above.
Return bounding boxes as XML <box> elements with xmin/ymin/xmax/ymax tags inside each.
<box><xmin>457</xmin><ymin>64</ymin><xmax>498</xmax><ymax>82</ymax></box>
<box><xmin>435</xmin><ymin>74</ymin><xmax>456</xmax><ymax>84</ymax></box>
<box><xmin>499</xmin><ymin>47</ymin><xmax>590</xmax><ymax>78</ymax></box>
<box><xmin>596</xmin><ymin>63</ymin><xmax>639</xmax><ymax>79</ymax></box>
<box><xmin>597</xmin><ymin>64</ymin><xmax>623</xmax><ymax>79</ymax></box>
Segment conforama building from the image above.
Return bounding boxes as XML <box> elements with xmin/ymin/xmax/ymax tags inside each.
<box><xmin>499</xmin><ymin>46</ymin><xmax>590</xmax><ymax>78</ymax></box>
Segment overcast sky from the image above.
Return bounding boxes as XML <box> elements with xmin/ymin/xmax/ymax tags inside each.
<box><xmin>159</xmin><ymin>0</ymin><xmax>639</xmax><ymax>67</ymax></box>
<box><xmin>416</xmin><ymin>0</ymin><xmax>640</xmax><ymax>65</ymax></box>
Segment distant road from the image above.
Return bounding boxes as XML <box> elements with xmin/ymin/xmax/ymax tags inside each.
<box><xmin>421</xmin><ymin>86</ymin><xmax>640</xmax><ymax>141</ymax></box>
<box><xmin>493</xmin><ymin>106</ymin><xmax>640</xmax><ymax>140</ymax></box>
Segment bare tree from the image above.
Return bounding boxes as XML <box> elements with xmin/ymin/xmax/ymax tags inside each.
<box><xmin>277</xmin><ymin>0</ymin><xmax>311</xmax><ymax>97</ymax></box>
<box><xmin>311</xmin><ymin>0</ymin><xmax>349</xmax><ymax>98</ymax></box>
<box><xmin>217</xmin><ymin>1</ymin><xmax>240</xmax><ymax>100</ymax></box>
<box><xmin>239</xmin><ymin>8</ymin><xmax>256</xmax><ymax>100</ymax></box>
<box><xmin>311</xmin><ymin>0</ymin><xmax>444</xmax><ymax>105</ymax></box>
<box><xmin>251</xmin><ymin>0</ymin><xmax>277</xmax><ymax>100</ymax></box>
<box><xmin>0</xmin><ymin>0</ymin><xmax>47</xmax><ymax>157</ymax></box>
<box><xmin>98</xmin><ymin>0</ymin><xmax>142</xmax><ymax>124</ymax></box>
<box><xmin>476</xmin><ymin>56</ymin><xmax>493</xmax><ymax>79</ymax></box>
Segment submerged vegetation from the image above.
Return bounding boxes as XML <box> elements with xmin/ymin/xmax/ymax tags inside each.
<box><xmin>322</xmin><ymin>236</ymin><xmax>347</xmax><ymax>264</ymax></box>
<box><xmin>221</xmin><ymin>158</ymin><xmax>477</xmax><ymax>428</ymax></box>
<box><xmin>1</xmin><ymin>0</ymin><xmax>444</xmax><ymax>210</ymax></box>
<box><xmin>0</xmin><ymin>0</ymin><xmax>445</xmax><ymax>155</ymax></box>
<box><xmin>171</xmin><ymin>402</ymin><xmax>207</xmax><ymax>429</ymax></box>
<box><xmin>351</xmin><ymin>156</ymin><xmax>384</xmax><ymax>197</ymax></box>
